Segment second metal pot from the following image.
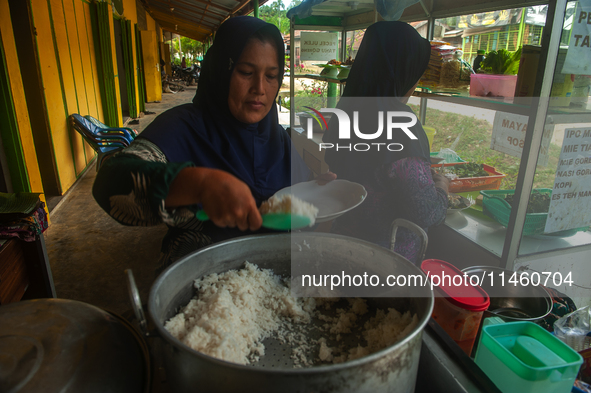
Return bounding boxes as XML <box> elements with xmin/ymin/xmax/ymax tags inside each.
<box><xmin>461</xmin><ymin>265</ymin><xmax>552</xmax><ymax>323</ymax></box>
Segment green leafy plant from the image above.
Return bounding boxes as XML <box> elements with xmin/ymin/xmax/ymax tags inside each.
<box><xmin>480</xmin><ymin>48</ymin><xmax>522</xmax><ymax>75</ymax></box>
<box><xmin>505</xmin><ymin>190</ymin><xmax>551</xmax><ymax>213</ymax></box>
<box><xmin>447</xmin><ymin>163</ymin><xmax>490</xmax><ymax>178</ymax></box>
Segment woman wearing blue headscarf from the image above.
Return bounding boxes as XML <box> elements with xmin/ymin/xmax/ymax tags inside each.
<box><xmin>93</xmin><ymin>16</ymin><xmax>323</xmax><ymax>272</ymax></box>
<box><xmin>322</xmin><ymin>21</ymin><xmax>449</xmax><ymax>264</ymax></box>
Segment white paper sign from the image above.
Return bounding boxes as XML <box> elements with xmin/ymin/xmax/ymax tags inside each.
<box><xmin>300</xmin><ymin>32</ymin><xmax>339</xmax><ymax>61</ymax></box>
<box><xmin>545</xmin><ymin>127</ymin><xmax>591</xmax><ymax>233</ymax></box>
<box><xmin>562</xmin><ymin>0</ymin><xmax>591</xmax><ymax>74</ymax></box>
<box><xmin>491</xmin><ymin>112</ymin><xmax>553</xmax><ymax>167</ymax></box>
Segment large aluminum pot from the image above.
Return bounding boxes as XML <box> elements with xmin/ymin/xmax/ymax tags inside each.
<box><xmin>147</xmin><ymin>231</ymin><xmax>433</xmax><ymax>393</ymax></box>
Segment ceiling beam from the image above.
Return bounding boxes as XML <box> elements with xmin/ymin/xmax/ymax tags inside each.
<box><xmin>176</xmin><ymin>0</ymin><xmax>232</xmax><ymax>14</ymax></box>
<box><xmin>150</xmin><ymin>0</ymin><xmax>229</xmax><ymax>19</ymax></box>
<box><xmin>150</xmin><ymin>8</ymin><xmax>218</xmax><ymax>30</ymax></box>
<box><xmin>161</xmin><ymin>24</ymin><xmax>206</xmax><ymax>41</ymax></box>
<box><xmin>150</xmin><ymin>9</ymin><xmax>215</xmax><ymax>33</ymax></box>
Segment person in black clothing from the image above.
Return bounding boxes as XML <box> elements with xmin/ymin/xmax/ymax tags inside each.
<box><xmin>473</xmin><ymin>49</ymin><xmax>486</xmax><ymax>72</ymax></box>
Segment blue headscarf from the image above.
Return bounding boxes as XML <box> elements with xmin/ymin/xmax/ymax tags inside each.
<box><xmin>141</xmin><ymin>16</ymin><xmax>309</xmax><ymax>203</ymax></box>
<box><xmin>322</xmin><ymin>21</ymin><xmax>432</xmax><ymax>181</ymax></box>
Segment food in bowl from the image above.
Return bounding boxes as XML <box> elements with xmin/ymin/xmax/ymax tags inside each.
<box><xmin>448</xmin><ymin>193</ymin><xmax>473</xmax><ymax>210</ymax></box>
<box><xmin>164</xmin><ymin>263</ymin><xmax>417</xmax><ymax>367</ymax></box>
<box><xmin>259</xmin><ymin>194</ymin><xmax>319</xmax><ymax>226</ymax></box>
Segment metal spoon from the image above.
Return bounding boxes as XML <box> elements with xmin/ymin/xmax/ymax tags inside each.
<box><xmin>195</xmin><ymin>210</ymin><xmax>311</xmax><ymax>231</ymax></box>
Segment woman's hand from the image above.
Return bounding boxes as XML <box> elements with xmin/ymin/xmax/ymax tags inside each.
<box><xmin>431</xmin><ymin>168</ymin><xmax>450</xmax><ymax>195</ymax></box>
<box><xmin>166</xmin><ymin>167</ymin><xmax>262</xmax><ymax>231</ymax></box>
<box><xmin>315</xmin><ymin>171</ymin><xmax>337</xmax><ymax>185</ymax></box>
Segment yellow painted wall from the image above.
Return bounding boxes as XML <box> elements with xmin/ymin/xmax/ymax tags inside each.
<box><xmin>3</xmin><ymin>0</ymin><xmax>154</xmax><ymax>198</ymax></box>
<box><xmin>122</xmin><ymin>0</ymin><xmax>140</xmax><ymax>110</ymax></box>
<box><xmin>71</xmin><ymin>0</ymin><xmax>97</xmax><ymax>164</ymax></box>
<box><xmin>28</xmin><ymin>0</ymin><xmax>131</xmax><ymax>193</ymax></box>
<box><xmin>83</xmin><ymin>2</ymin><xmax>105</xmax><ymax>126</ymax></box>
<box><xmin>107</xmin><ymin>10</ymin><xmax>123</xmax><ymax>127</ymax></box>
<box><xmin>48</xmin><ymin>0</ymin><xmax>87</xmax><ymax>175</ymax></box>
<box><xmin>122</xmin><ymin>0</ymin><xmax>137</xmax><ymax>23</ymax></box>
<box><xmin>146</xmin><ymin>12</ymin><xmax>155</xmax><ymax>31</ymax></box>
<box><xmin>163</xmin><ymin>43</ymin><xmax>171</xmax><ymax>75</ymax></box>
<box><xmin>77</xmin><ymin>1</ymin><xmax>102</xmax><ymax>165</ymax></box>
<box><xmin>141</xmin><ymin>30</ymin><xmax>161</xmax><ymax>103</ymax></box>
<box><xmin>0</xmin><ymin>1</ymin><xmax>44</xmax><ymax>200</ymax></box>
<box><xmin>32</xmin><ymin>0</ymin><xmax>76</xmax><ymax>192</ymax></box>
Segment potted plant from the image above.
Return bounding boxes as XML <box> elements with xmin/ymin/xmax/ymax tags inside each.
<box><xmin>470</xmin><ymin>48</ymin><xmax>521</xmax><ymax>98</ymax></box>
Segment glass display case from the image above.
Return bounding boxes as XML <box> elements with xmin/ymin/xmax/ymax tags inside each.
<box><xmin>288</xmin><ymin>0</ymin><xmax>591</xmax><ymax>305</ymax></box>
<box><xmin>409</xmin><ymin>0</ymin><xmax>590</xmax><ymax>306</ymax></box>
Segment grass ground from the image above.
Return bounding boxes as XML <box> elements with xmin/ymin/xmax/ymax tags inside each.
<box><xmin>410</xmin><ymin>104</ymin><xmax>560</xmax><ymax>190</ymax></box>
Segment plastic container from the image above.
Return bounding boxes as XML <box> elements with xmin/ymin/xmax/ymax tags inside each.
<box><xmin>550</xmin><ymin>74</ymin><xmax>575</xmax><ymax>107</ymax></box>
<box><xmin>515</xmin><ymin>45</ymin><xmax>542</xmax><ymax>98</ymax></box>
<box><xmin>431</xmin><ymin>162</ymin><xmax>506</xmax><ymax>193</ymax></box>
<box><xmin>470</xmin><ymin>74</ymin><xmax>518</xmax><ymax>98</ymax></box>
<box><xmin>424</xmin><ymin>126</ymin><xmax>436</xmax><ymax>151</ymax></box>
<box><xmin>421</xmin><ymin>259</ymin><xmax>490</xmax><ymax>356</ymax></box>
<box><xmin>337</xmin><ymin>66</ymin><xmax>350</xmax><ymax>79</ymax></box>
<box><xmin>475</xmin><ymin>317</ymin><xmax>583</xmax><ymax>393</ymax></box>
<box><xmin>480</xmin><ymin>189</ymin><xmax>588</xmax><ymax>236</ymax></box>
<box><xmin>319</xmin><ymin>65</ymin><xmax>339</xmax><ymax>78</ymax></box>
<box><xmin>571</xmin><ymin>75</ymin><xmax>591</xmax><ymax>108</ymax></box>
<box><xmin>550</xmin><ymin>48</ymin><xmax>574</xmax><ymax>107</ymax></box>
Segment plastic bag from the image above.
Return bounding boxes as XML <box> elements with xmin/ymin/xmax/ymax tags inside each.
<box><xmin>554</xmin><ymin>306</ymin><xmax>591</xmax><ymax>350</ymax></box>
<box><xmin>434</xmin><ymin>148</ymin><xmax>462</xmax><ymax>164</ymax></box>
<box><xmin>374</xmin><ymin>0</ymin><xmax>420</xmax><ymax>21</ymax></box>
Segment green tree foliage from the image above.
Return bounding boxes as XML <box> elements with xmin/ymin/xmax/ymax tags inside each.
<box><xmin>259</xmin><ymin>0</ymin><xmax>302</xmax><ymax>36</ymax></box>
<box><xmin>170</xmin><ymin>36</ymin><xmax>205</xmax><ymax>64</ymax></box>
<box><xmin>180</xmin><ymin>36</ymin><xmax>205</xmax><ymax>63</ymax></box>
<box><xmin>259</xmin><ymin>0</ymin><xmax>289</xmax><ymax>35</ymax></box>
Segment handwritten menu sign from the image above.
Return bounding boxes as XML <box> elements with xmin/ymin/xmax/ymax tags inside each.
<box><xmin>562</xmin><ymin>0</ymin><xmax>591</xmax><ymax>74</ymax></box>
<box><xmin>491</xmin><ymin>112</ymin><xmax>553</xmax><ymax>166</ymax></box>
<box><xmin>545</xmin><ymin>127</ymin><xmax>591</xmax><ymax>233</ymax></box>
<box><xmin>300</xmin><ymin>32</ymin><xmax>339</xmax><ymax>61</ymax></box>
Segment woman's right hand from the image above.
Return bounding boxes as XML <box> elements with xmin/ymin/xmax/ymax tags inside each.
<box><xmin>431</xmin><ymin>169</ymin><xmax>450</xmax><ymax>195</ymax></box>
<box><xmin>165</xmin><ymin>167</ymin><xmax>262</xmax><ymax>231</ymax></box>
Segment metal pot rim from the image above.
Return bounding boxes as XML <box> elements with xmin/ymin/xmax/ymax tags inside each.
<box><xmin>148</xmin><ymin>232</ymin><xmax>434</xmax><ymax>373</ymax></box>
<box><xmin>461</xmin><ymin>265</ymin><xmax>553</xmax><ymax>321</ymax></box>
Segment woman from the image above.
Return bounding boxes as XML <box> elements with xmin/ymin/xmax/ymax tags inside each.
<box><xmin>322</xmin><ymin>21</ymin><xmax>449</xmax><ymax>264</ymax></box>
<box><xmin>93</xmin><ymin>17</ymin><xmax>315</xmax><ymax>273</ymax></box>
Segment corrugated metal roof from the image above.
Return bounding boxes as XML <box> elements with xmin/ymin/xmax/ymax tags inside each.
<box><xmin>139</xmin><ymin>0</ymin><xmax>270</xmax><ymax>41</ymax></box>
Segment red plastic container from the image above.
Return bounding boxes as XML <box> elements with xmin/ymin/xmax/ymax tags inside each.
<box><xmin>431</xmin><ymin>162</ymin><xmax>506</xmax><ymax>193</ymax></box>
<box><xmin>421</xmin><ymin>259</ymin><xmax>490</xmax><ymax>356</ymax></box>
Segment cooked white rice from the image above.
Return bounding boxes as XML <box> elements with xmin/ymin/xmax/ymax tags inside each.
<box><xmin>259</xmin><ymin>194</ymin><xmax>319</xmax><ymax>226</ymax></box>
<box><xmin>164</xmin><ymin>263</ymin><xmax>417</xmax><ymax>367</ymax></box>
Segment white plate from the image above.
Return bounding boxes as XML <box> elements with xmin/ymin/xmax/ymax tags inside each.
<box><xmin>447</xmin><ymin>194</ymin><xmax>473</xmax><ymax>215</ymax></box>
<box><xmin>274</xmin><ymin>180</ymin><xmax>367</xmax><ymax>223</ymax></box>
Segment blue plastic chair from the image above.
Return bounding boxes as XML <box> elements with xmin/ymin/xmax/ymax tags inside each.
<box><xmin>68</xmin><ymin>114</ymin><xmax>132</xmax><ymax>170</ymax></box>
<box><xmin>84</xmin><ymin>115</ymin><xmax>139</xmax><ymax>139</ymax></box>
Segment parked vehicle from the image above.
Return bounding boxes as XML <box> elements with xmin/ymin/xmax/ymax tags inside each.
<box><xmin>180</xmin><ymin>64</ymin><xmax>200</xmax><ymax>86</ymax></box>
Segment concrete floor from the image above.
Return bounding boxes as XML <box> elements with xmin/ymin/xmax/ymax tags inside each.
<box><xmin>43</xmin><ymin>85</ymin><xmax>197</xmax><ymax>316</ymax></box>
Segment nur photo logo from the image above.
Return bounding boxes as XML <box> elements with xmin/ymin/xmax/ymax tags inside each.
<box><xmin>302</xmin><ymin>103</ymin><xmax>420</xmax><ymax>152</ymax></box>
